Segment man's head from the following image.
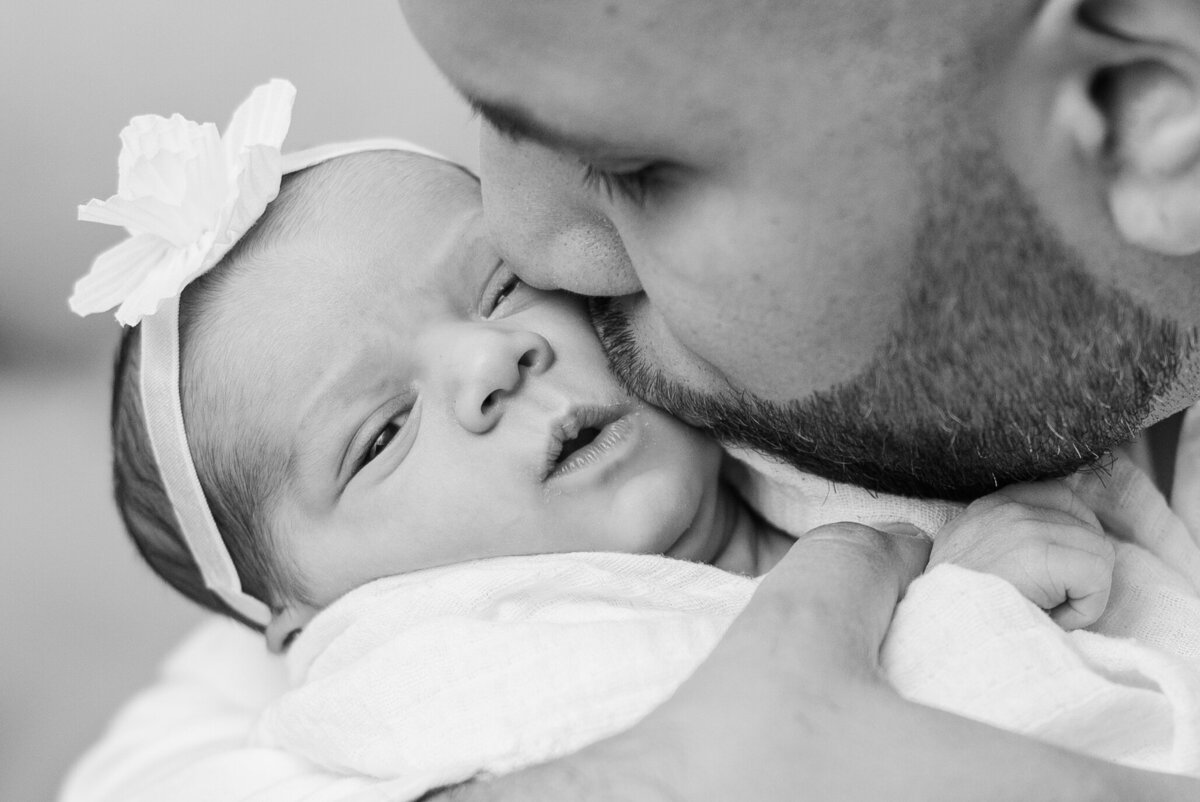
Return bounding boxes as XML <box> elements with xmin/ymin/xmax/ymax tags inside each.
<box><xmin>400</xmin><ymin>0</ymin><xmax>1200</xmax><ymax>498</ymax></box>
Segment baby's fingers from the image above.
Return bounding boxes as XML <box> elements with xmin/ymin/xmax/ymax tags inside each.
<box><xmin>991</xmin><ymin>480</ymin><xmax>1103</xmax><ymax>536</ymax></box>
<box><xmin>1042</xmin><ymin>541</ymin><xmax>1116</xmax><ymax>630</ymax></box>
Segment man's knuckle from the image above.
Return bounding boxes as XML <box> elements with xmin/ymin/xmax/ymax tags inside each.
<box><xmin>802</xmin><ymin>523</ymin><xmax>895</xmax><ymax>564</ymax></box>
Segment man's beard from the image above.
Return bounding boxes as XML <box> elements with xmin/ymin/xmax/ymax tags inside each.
<box><xmin>590</xmin><ymin>148</ymin><xmax>1191</xmax><ymax>501</ymax></box>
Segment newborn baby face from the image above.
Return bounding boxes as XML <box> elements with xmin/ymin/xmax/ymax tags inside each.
<box><xmin>209</xmin><ymin>153</ymin><xmax>725</xmax><ymax>617</ymax></box>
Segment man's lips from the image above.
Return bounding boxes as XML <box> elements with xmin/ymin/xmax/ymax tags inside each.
<box><xmin>541</xmin><ymin>403</ymin><xmax>631</xmax><ymax>481</ymax></box>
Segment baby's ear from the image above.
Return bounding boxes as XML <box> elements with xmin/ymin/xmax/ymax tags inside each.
<box><xmin>265</xmin><ymin>604</ymin><xmax>316</xmax><ymax>654</ymax></box>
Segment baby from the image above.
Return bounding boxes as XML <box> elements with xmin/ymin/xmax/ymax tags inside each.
<box><xmin>74</xmin><ymin>82</ymin><xmax>1200</xmax><ymax>794</ymax></box>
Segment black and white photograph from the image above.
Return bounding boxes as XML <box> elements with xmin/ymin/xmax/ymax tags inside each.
<box><xmin>6</xmin><ymin>1</ymin><xmax>1200</xmax><ymax>800</ymax></box>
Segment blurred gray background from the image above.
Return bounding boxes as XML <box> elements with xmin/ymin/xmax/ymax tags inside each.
<box><xmin>1</xmin><ymin>3</ymin><xmax>478</xmax><ymax>799</ymax></box>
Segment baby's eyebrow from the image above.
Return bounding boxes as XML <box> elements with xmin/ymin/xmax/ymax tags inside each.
<box><xmin>466</xmin><ymin>95</ymin><xmax>623</xmax><ymax>161</ymax></box>
<box><xmin>290</xmin><ymin>359</ymin><xmax>370</xmax><ymax>486</ymax></box>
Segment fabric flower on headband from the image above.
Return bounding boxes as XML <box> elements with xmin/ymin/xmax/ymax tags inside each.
<box><xmin>70</xmin><ymin>79</ymin><xmax>296</xmax><ymax>325</ymax></box>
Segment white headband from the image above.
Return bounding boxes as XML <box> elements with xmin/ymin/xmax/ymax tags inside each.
<box><xmin>71</xmin><ymin>80</ymin><xmax>448</xmax><ymax>625</ymax></box>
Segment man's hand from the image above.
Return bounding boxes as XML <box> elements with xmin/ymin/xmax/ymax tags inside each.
<box><xmin>439</xmin><ymin>522</ymin><xmax>1198</xmax><ymax>802</ymax></box>
<box><xmin>930</xmin><ymin>480</ymin><xmax>1117</xmax><ymax>629</ymax></box>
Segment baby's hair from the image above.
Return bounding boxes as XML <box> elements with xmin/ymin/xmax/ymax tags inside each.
<box><xmin>110</xmin><ymin>163</ymin><xmax>323</xmax><ymax>630</ymax></box>
<box><xmin>110</xmin><ymin>149</ymin><xmax>479</xmax><ymax>628</ymax></box>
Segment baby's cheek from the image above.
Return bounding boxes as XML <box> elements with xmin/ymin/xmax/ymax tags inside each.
<box><xmin>613</xmin><ymin>466</ymin><xmax>704</xmax><ymax>550</ymax></box>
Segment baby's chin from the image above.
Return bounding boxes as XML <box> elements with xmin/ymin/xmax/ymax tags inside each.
<box><xmin>631</xmin><ymin>464</ymin><xmax>725</xmax><ymax>566</ymax></box>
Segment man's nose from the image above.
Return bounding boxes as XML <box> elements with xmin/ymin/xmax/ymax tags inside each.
<box><xmin>479</xmin><ymin>125</ymin><xmax>644</xmax><ymax>297</ymax></box>
<box><xmin>450</xmin><ymin>324</ymin><xmax>554</xmax><ymax>434</ymax></box>
<box><xmin>528</xmin><ymin>218</ymin><xmax>644</xmax><ymax>297</ymax></box>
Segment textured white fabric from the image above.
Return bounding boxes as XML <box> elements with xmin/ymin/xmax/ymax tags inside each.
<box><xmin>251</xmin><ymin>554</ymin><xmax>751</xmax><ymax>792</ymax></box>
<box><xmin>722</xmin><ymin>444</ymin><xmax>963</xmax><ymax>536</ymax></box>
<box><xmin>248</xmin><ymin>431</ymin><xmax>1200</xmax><ymax>795</ymax></box>
<box><xmin>63</xmin><ymin>408</ymin><xmax>1200</xmax><ymax>801</ymax></box>
<box><xmin>887</xmin><ymin>558</ymin><xmax>1200</xmax><ymax>771</ymax></box>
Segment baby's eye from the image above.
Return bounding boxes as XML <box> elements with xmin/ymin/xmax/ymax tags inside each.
<box><xmin>364</xmin><ymin>413</ymin><xmax>409</xmax><ymax>466</ymax></box>
<box><xmin>485</xmin><ymin>270</ymin><xmax>531</xmax><ymax>318</ymax></box>
<box><xmin>490</xmin><ymin>275</ymin><xmax>522</xmax><ymax>312</ymax></box>
<box><xmin>481</xmin><ymin>261</ymin><xmax>541</xmax><ymax>320</ymax></box>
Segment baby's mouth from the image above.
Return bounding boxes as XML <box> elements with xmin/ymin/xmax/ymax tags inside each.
<box><xmin>542</xmin><ymin>404</ymin><xmax>629</xmax><ymax>481</ymax></box>
<box><xmin>556</xmin><ymin>426</ymin><xmax>602</xmax><ymax>464</ymax></box>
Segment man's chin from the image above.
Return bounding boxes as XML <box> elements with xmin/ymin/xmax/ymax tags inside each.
<box><xmin>589</xmin><ymin>296</ymin><xmax>1165</xmax><ymax>502</ymax></box>
<box><xmin>608</xmin><ymin>359</ymin><xmax>1122</xmax><ymax>501</ymax></box>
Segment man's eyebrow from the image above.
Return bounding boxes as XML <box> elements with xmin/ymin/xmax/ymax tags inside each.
<box><xmin>466</xmin><ymin>96</ymin><xmax>618</xmax><ymax>160</ymax></box>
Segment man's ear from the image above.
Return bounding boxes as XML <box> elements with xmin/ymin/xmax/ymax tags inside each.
<box><xmin>1017</xmin><ymin>0</ymin><xmax>1200</xmax><ymax>255</ymax></box>
<box><xmin>265</xmin><ymin>603</ymin><xmax>317</xmax><ymax>654</ymax></box>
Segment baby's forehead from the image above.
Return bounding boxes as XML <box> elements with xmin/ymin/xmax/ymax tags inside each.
<box><xmin>237</xmin><ymin>148</ymin><xmax>481</xmax><ymax>277</ymax></box>
<box><xmin>291</xmin><ymin>150</ymin><xmax>479</xmax><ymax>223</ymax></box>
<box><xmin>256</xmin><ymin>154</ymin><xmax>473</xmax><ymax>282</ymax></box>
<box><xmin>203</xmin><ymin>147</ymin><xmax>487</xmax><ymax>361</ymax></box>
<box><xmin>214</xmin><ymin>149</ymin><xmax>487</xmax><ymax>341</ymax></box>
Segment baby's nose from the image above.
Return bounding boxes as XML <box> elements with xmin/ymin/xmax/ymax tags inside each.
<box><xmin>452</xmin><ymin>326</ymin><xmax>553</xmax><ymax>434</ymax></box>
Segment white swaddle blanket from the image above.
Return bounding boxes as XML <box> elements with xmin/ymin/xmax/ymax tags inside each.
<box><xmin>251</xmin><ymin>428</ymin><xmax>1200</xmax><ymax>798</ymax></box>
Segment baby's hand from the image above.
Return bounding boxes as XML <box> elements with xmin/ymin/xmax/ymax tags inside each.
<box><xmin>930</xmin><ymin>480</ymin><xmax>1117</xmax><ymax>630</ymax></box>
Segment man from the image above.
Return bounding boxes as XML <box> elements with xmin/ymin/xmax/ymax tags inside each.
<box><xmin>62</xmin><ymin>1</ymin><xmax>1200</xmax><ymax>799</ymax></box>
<box><xmin>391</xmin><ymin>0</ymin><xmax>1200</xmax><ymax>799</ymax></box>
<box><xmin>402</xmin><ymin>0</ymin><xmax>1200</xmax><ymax>497</ymax></box>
